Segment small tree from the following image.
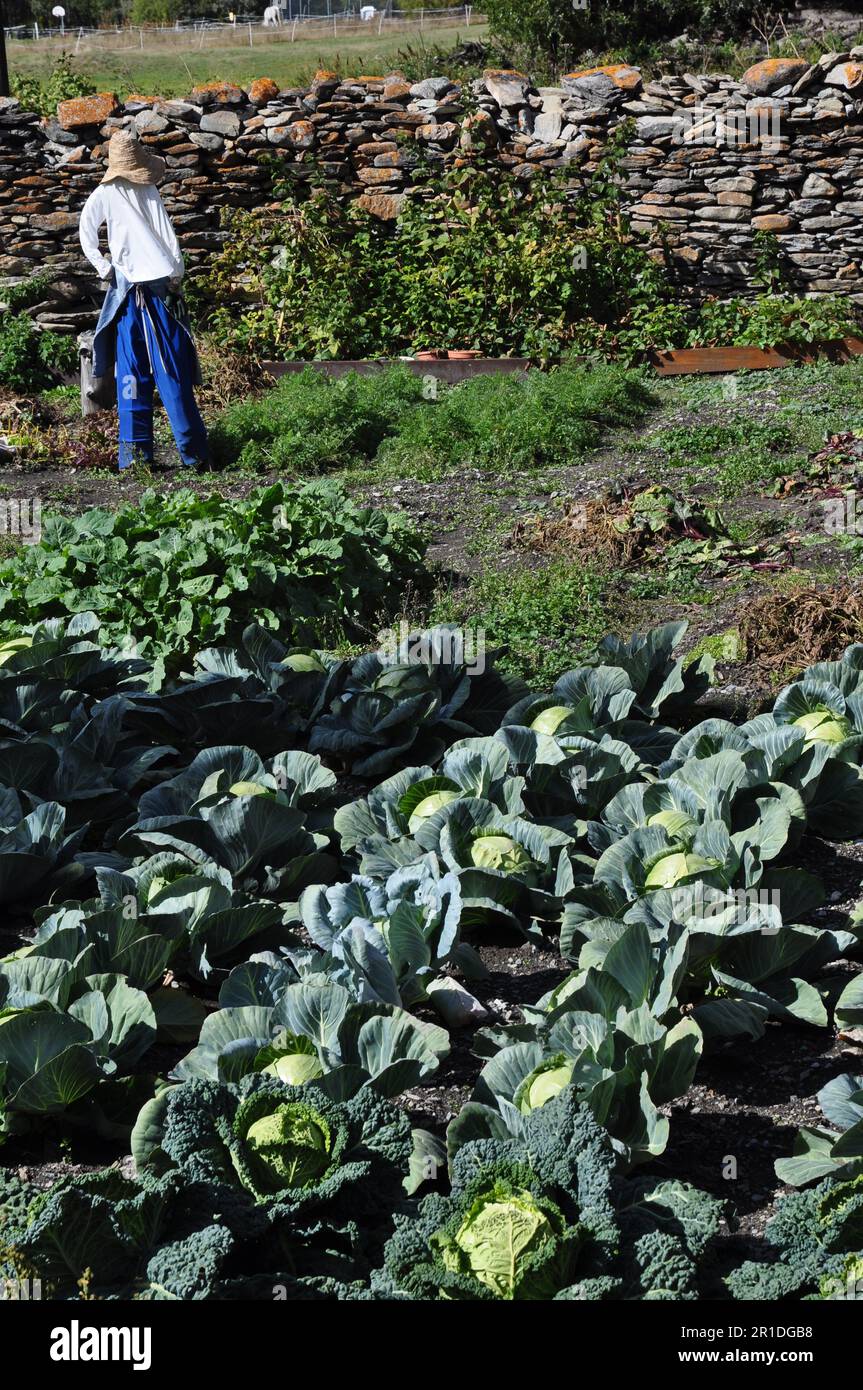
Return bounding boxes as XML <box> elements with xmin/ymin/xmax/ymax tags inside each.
<box><xmin>129</xmin><ymin>0</ymin><xmax>183</xmax><ymax>22</ymax></box>
<box><xmin>481</xmin><ymin>0</ymin><xmax>768</xmax><ymax>71</ymax></box>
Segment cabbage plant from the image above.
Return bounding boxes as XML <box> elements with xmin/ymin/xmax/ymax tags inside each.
<box><xmin>172</xmin><ymin>978</ymin><xmax>449</xmax><ymax>1099</ymax></box>
<box><xmin>122</xmin><ymin>746</ymin><xmax>339</xmax><ymax>896</ymax></box>
<box><xmin>449</xmin><ymin>921</ymin><xmax>702</xmax><ymax>1166</ymax></box>
<box><xmin>376</xmin><ymin>1091</ymin><xmax>723</xmax><ymax>1301</ymax></box>
<box><xmin>308</xmin><ymin>626</ymin><xmax>527</xmax><ymax>778</ymax></box>
<box><xmin>0</xmin><ymin>967</ymin><xmax>156</xmax><ymax>1137</ymax></box>
<box><xmin>775</xmin><ymin>1073</ymin><xmax>863</xmax><ymax>1187</ymax></box>
<box><xmin>299</xmin><ymin>857</ymin><xmax>485</xmax><ymax>1011</ymax></box>
<box><xmin>0</xmin><ymin>793</ymin><xmax>88</xmax><ymax>908</ymax></box>
<box><xmin>27</xmin><ymin>853</ymin><xmax>288</xmax><ymax>985</ymax></box>
<box><xmin>334</xmin><ymin>736</ymin><xmax>522</xmax><ymax>864</ymax></box>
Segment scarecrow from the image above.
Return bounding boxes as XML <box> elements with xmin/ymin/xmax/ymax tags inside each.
<box><xmin>79</xmin><ymin>129</ymin><xmax>209</xmax><ymax>471</ymax></box>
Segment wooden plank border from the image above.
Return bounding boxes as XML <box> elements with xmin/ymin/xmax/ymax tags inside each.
<box><xmin>261</xmin><ymin>358</ymin><xmax>531</xmax><ymax>384</ymax></box>
<box><xmin>261</xmin><ymin>339</ymin><xmax>863</xmax><ymax>382</ymax></box>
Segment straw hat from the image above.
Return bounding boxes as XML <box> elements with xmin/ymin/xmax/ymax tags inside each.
<box><xmin>101</xmin><ymin>129</ymin><xmax>166</xmax><ymax>186</ymax></box>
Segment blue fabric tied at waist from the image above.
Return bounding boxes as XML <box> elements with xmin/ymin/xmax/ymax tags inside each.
<box><xmin>93</xmin><ymin>267</ymin><xmax>202</xmax><ymax>386</ymax></box>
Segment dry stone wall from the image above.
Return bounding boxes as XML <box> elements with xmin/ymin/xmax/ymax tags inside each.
<box><xmin>4</xmin><ymin>50</ymin><xmax>863</xmax><ymax>336</ymax></box>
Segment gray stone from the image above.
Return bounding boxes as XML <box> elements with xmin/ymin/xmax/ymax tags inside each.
<box><xmin>41</xmin><ymin>120</ymin><xmax>80</xmax><ymax>146</ymax></box>
<box><xmin>155</xmin><ymin>101</ymin><xmax>201</xmax><ymax>122</ymax></box>
<box><xmin>200</xmin><ymin>110</ymin><xmax>241</xmax><ymax>138</ymax></box>
<box><xmin>190</xmin><ymin>131</ymin><xmax>225</xmax><ymax>152</ymax></box>
<box><xmin>788</xmin><ymin>197</ymin><xmax>833</xmax><ymax>216</ymax></box>
<box><xmin>409</xmin><ymin>77</ymin><xmax>454</xmax><ymax>100</ymax></box>
<box><xmin>562</xmin><ymin>72</ymin><xmax>623</xmax><ymax>110</ymax></box>
<box><xmin>483</xmin><ymin>71</ymin><xmax>532</xmax><ymax>108</ymax></box>
<box><xmin>802</xmin><ymin>172</ymin><xmax>838</xmax><ymax>196</ymax></box>
<box><xmin>135</xmin><ymin>110</ymin><xmax>169</xmax><ymax>135</ymax></box>
<box><xmin>800</xmin><ymin>214</ymin><xmax>854</xmax><ymax>229</ymax></box>
<box><xmin>694</xmin><ymin>205</ymin><xmax>750</xmax><ymax>221</ymax></box>
<box><xmin>635</xmin><ymin>115</ymin><xmax>680</xmax><ymax>139</ymax></box>
<box><xmin>533</xmin><ymin>110</ymin><xmax>562</xmax><ymax>142</ymax></box>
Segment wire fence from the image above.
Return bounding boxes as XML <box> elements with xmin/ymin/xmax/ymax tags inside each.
<box><xmin>4</xmin><ymin>5</ymin><xmax>480</xmax><ymax>53</ymax></box>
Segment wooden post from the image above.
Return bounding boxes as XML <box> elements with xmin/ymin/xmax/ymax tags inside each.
<box><xmin>248</xmin><ymin>20</ymin><xmax>253</xmax><ymax>44</ymax></box>
<box><xmin>0</xmin><ymin>0</ymin><xmax>11</xmax><ymax>99</ymax></box>
<box><xmin>78</xmin><ymin>332</ymin><xmax>114</xmax><ymax>417</ymax></box>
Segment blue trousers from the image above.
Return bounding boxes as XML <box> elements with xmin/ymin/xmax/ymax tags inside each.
<box><xmin>115</xmin><ymin>283</ymin><xmax>208</xmax><ymax>470</ymax></box>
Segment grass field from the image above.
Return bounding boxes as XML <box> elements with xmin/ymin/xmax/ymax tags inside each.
<box><xmin>6</xmin><ymin>18</ymin><xmax>488</xmax><ymax>98</ymax></box>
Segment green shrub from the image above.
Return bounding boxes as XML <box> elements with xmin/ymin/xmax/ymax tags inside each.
<box><xmin>481</xmin><ymin>0</ymin><xmax>767</xmax><ymax>70</ymax></box>
<box><xmin>11</xmin><ymin>55</ymin><xmax>95</xmax><ymax>120</ymax></box>
<box><xmin>204</xmin><ymin>140</ymin><xmax>663</xmax><ymax>363</ymax></box>
<box><xmin>377</xmin><ymin>365</ymin><xmax>656</xmax><ymax>478</ymax></box>
<box><xmin>209</xmin><ymin>366</ymin><xmax>427</xmax><ymax>472</ymax></box>
<box><xmin>0</xmin><ymin>313</ymin><xmax>78</xmax><ymax>392</ymax></box>
<box><xmin>689</xmin><ymin>294</ymin><xmax>857</xmax><ymax>350</ymax></box>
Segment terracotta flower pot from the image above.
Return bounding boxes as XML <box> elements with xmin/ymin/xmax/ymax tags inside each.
<box><xmin>414</xmin><ymin>349</ymin><xmax>446</xmax><ymax>360</ymax></box>
<box><xmin>447</xmin><ymin>350</ymin><xmax>483</xmax><ymax>360</ymax></box>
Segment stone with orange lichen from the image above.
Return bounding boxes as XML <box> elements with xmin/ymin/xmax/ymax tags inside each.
<box><xmin>57</xmin><ymin>93</ymin><xmax>118</xmax><ymax>130</ymax></box>
<box><xmin>382</xmin><ymin>79</ymin><xmax>412</xmax><ymax>101</ymax></box>
<box><xmin>356</xmin><ymin>192</ymin><xmax>403</xmax><ymax>219</ymax></box>
<box><xmin>741</xmin><ymin>58</ymin><xmax>810</xmax><ymax>93</ymax></box>
<box><xmin>823</xmin><ymin>61</ymin><xmax>863</xmax><ymax>90</ymax></box>
<box><xmin>482</xmin><ymin>68</ymin><xmax>531</xmax><ymax>106</ymax></box>
<box><xmin>191</xmin><ymin>81</ymin><xmax>246</xmax><ymax>106</ymax></box>
<box><xmin>563</xmin><ymin>62</ymin><xmax>642</xmax><ymax>90</ymax></box>
<box><xmin>357</xmin><ymin>166</ymin><xmax>403</xmax><ymax>184</ymax></box>
<box><xmin>249</xmin><ymin>78</ymin><xmax>280</xmax><ymax>105</ymax></box>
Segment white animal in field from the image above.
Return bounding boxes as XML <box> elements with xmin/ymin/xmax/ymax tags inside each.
<box><xmin>360</xmin><ymin>5</ymin><xmax>375</xmax><ymax>18</ymax></box>
<box><xmin>263</xmin><ymin>5</ymin><xmax>281</xmax><ymax>23</ymax></box>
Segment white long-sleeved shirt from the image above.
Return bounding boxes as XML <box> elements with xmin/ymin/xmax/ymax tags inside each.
<box><xmin>79</xmin><ymin>180</ymin><xmax>184</xmax><ymax>284</ymax></box>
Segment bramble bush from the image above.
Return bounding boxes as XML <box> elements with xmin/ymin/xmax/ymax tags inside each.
<box><xmin>203</xmin><ymin>132</ymin><xmax>660</xmax><ymax>363</ymax></box>
<box><xmin>201</xmin><ymin>134</ymin><xmax>857</xmax><ymax>365</ymax></box>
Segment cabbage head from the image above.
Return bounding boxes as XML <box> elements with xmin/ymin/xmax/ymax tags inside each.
<box><xmin>793</xmin><ymin>710</ymin><xmax>853</xmax><ymax>745</ymax></box>
<box><xmin>237</xmin><ymin>1096</ymin><xmax>334</xmax><ymax>1193</ymax></box>
<box><xmin>258</xmin><ymin>1034</ymin><xmax>325</xmax><ymax>1088</ymax></box>
<box><xmin>644</xmin><ymin>850</ymin><xmax>718</xmax><ymax>890</ymax></box>
<box><xmin>435</xmin><ymin>1180</ymin><xmax>573</xmax><ymax>1299</ymax></box>
<box><xmin>515</xmin><ymin>1056</ymin><xmax>575</xmax><ymax>1114</ymax></box>
<box><xmin>470</xmin><ymin>834</ymin><xmax>538</xmax><ymax>879</ymax></box>
<box><xmin>530</xmin><ymin>706</ymin><xmax>577</xmax><ymax>736</ymax></box>
<box><xmin>407</xmin><ymin>789</ymin><xmax>461</xmax><ymax>833</ymax></box>
<box><xmin>646</xmin><ymin>809</ymin><xmax>697</xmax><ymax>839</ymax></box>
<box><xmin>0</xmin><ymin>636</ymin><xmax>33</xmax><ymax>666</ymax></box>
